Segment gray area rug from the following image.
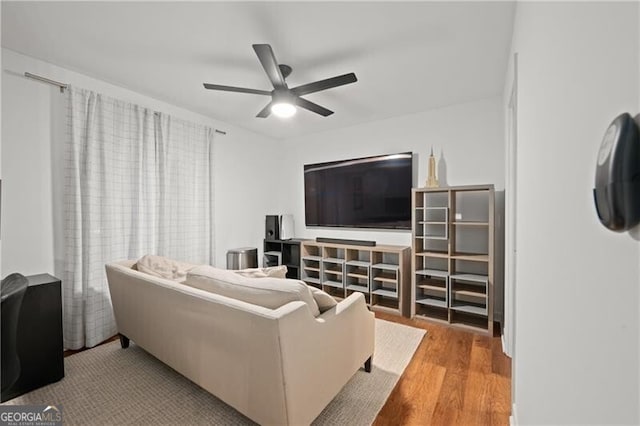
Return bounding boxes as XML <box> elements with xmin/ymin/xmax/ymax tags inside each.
<box><xmin>4</xmin><ymin>319</ymin><xmax>425</xmax><ymax>425</ymax></box>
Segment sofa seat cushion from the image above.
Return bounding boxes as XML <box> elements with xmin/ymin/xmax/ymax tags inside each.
<box><xmin>185</xmin><ymin>265</ymin><xmax>321</xmax><ymax>317</ymax></box>
<box><xmin>136</xmin><ymin>255</ymin><xmax>198</xmax><ymax>283</ymax></box>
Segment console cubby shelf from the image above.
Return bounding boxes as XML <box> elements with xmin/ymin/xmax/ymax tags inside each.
<box><xmin>300</xmin><ymin>240</ymin><xmax>411</xmax><ymax>316</ymax></box>
<box><xmin>411</xmin><ymin>184</ymin><xmax>495</xmax><ymax>335</ymax></box>
<box><xmin>263</xmin><ymin>239</ymin><xmax>304</xmax><ymax>279</ymax></box>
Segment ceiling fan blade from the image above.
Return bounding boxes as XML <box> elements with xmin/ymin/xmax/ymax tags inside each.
<box><xmin>203</xmin><ymin>83</ymin><xmax>271</xmax><ymax>96</ymax></box>
<box><xmin>256</xmin><ymin>101</ymin><xmax>273</xmax><ymax>118</ymax></box>
<box><xmin>252</xmin><ymin>44</ymin><xmax>287</xmax><ymax>90</ymax></box>
<box><xmin>295</xmin><ymin>97</ymin><xmax>334</xmax><ymax>117</ymax></box>
<box><xmin>291</xmin><ymin>73</ymin><xmax>357</xmax><ymax>96</ymax></box>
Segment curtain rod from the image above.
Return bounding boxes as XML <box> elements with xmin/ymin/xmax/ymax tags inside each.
<box><xmin>24</xmin><ymin>72</ymin><xmax>68</xmax><ymax>93</ymax></box>
<box><xmin>152</xmin><ymin>112</ymin><xmax>226</xmax><ymax>135</ymax></box>
<box><xmin>24</xmin><ymin>71</ymin><xmax>227</xmax><ymax>135</ymax></box>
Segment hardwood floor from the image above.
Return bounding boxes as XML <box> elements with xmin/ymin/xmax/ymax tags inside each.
<box><xmin>373</xmin><ymin>312</ymin><xmax>512</xmax><ymax>426</ymax></box>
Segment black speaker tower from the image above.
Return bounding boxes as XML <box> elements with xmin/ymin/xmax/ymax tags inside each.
<box><xmin>265</xmin><ymin>215</ymin><xmax>280</xmax><ymax>240</ymax></box>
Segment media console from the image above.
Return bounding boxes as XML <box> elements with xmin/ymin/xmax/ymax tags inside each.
<box><xmin>301</xmin><ymin>240</ymin><xmax>410</xmax><ymax>317</ymax></box>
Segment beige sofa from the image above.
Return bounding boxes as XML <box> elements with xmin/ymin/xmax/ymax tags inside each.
<box><xmin>105</xmin><ymin>260</ymin><xmax>375</xmax><ymax>425</ymax></box>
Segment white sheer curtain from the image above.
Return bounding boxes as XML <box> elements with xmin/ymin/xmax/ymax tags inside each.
<box><xmin>155</xmin><ymin>113</ymin><xmax>215</xmax><ymax>265</ymax></box>
<box><xmin>63</xmin><ymin>87</ymin><xmax>214</xmax><ymax>349</ymax></box>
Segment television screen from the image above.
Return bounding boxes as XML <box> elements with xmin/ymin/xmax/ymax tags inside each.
<box><xmin>304</xmin><ymin>152</ymin><xmax>413</xmax><ymax>230</ymax></box>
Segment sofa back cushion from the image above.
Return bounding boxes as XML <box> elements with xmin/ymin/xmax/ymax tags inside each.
<box><xmin>235</xmin><ymin>265</ymin><xmax>288</xmax><ymax>279</ymax></box>
<box><xmin>233</xmin><ymin>267</ymin><xmax>336</xmax><ymax>313</ymax></box>
<box><xmin>136</xmin><ymin>254</ymin><xmax>197</xmax><ymax>283</ymax></box>
<box><xmin>185</xmin><ymin>265</ymin><xmax>321</xmax><ymax>317</ymax></box>
<box><xmin>309</xmin><ymin>286</ymin><xmax>338</xmax><ymax>313</ymax></box>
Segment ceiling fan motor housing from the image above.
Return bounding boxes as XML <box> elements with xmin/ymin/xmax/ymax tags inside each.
<box><xmin>272</xmin><ymin>90</ymin><xmax>295</xmax><ymax>105</ymax></box>
<box><xmin>279</xmin><ymin>64</ymin><xmax>292</xmax><ymax>79</ymax></box>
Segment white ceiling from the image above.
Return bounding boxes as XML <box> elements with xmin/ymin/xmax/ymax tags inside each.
<box><xmin>2</xmin><ymin>2</ymin><xmax>515</xmax><ymax>140</ymax></box>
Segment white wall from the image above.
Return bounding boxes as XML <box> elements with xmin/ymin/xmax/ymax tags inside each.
<box><xmin>279</xmin><ymin>97</ymin><xmax>506</xmax><ymax>317</ymax></box>
<box><xmin>1</xmin><ymin>55</ymin><xmax>55</xmax><ymax>275</ymax></box>
<box><xmin>1</xmin><ymin>48</ymin><xmax>281</xmax><ymax>274</ymax></box>
<box><xmin>508</xmin><ymin>2</ymin><xmax>639</xmax><ymax>424</ymax></box>
<box><xmin>281</xmin><ymin>97</ymin><xmax>505</xmax><ymax>241</ymax></box>
<box><xmin>213</xmin><ymin>131</ymin><xmax>281</xmax><ymax>267</ymax></box>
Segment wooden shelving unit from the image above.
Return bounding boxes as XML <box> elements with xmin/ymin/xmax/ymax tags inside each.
<box><xmin>301</xmin><ymin>241</ymin><xmax>411</xmax><ymax>316</ymax></box>
<box><xmin>301</xmin><ymin>243</ymin><xmax>322</xmax><ymax>286</ymax></box>
<box><xmin>411</xmin><ymin>184</ymin><xmax>495</xmax><ymax>335</ymax></box>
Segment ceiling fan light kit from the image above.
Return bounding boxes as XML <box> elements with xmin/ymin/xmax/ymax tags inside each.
<box><xmin>272</xmin><ymin>102</ymin><xmax>297</xmax><ymax>118</ymax></box>
<box><xmin>203</xmin><ymin>44</ymin><xmax>357</xmax><ymax>119</ymax></box>
<box><xmin>270</xmin><ymin>90</ymin><xmax>297</xmax><ymax>118</ymax></box>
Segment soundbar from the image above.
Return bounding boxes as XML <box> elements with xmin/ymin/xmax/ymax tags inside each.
<box><xmin>315</xmin><ymin>237</ymin><xmax>376</xmax><ymax>247</ymax></box>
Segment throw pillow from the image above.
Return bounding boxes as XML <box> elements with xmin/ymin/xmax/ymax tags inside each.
<box><xmin>185</xmin><ymin>265</ymin><xmax>321</xmax><ymax>317</ymax></box>
<box><xmin>136</xmin><ymin>254</ymin><xmax>198</xmax><ymax>283</ymax></box>
<box><xmin>309</xmin><ymin>286</ymin><xmax>338</xmax><ymax>313</ymax></box>
<box><xmin>235</xmin><ymin>265</ymin><xmax>288</xmax><ymax>279</ymax></box>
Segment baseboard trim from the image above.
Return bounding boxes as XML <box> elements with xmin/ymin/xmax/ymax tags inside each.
<box><xmin>500</xmin><ymin>326</ymin><xmax>513</xmax><ymax>358</ymax></box>
<box><xmin>510</xmin><ymin>403</ymin><xmax>518</xmax><ymax>426</ymax></box>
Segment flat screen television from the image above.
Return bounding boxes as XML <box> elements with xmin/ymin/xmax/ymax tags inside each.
<box><xmin>304</xmin><ymin>152</ymin><xmax>413</xmax><ymax>230</ymax></box>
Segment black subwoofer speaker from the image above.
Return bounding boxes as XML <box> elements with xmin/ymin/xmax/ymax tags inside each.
<box><xmin>1</xmin><ymin>274</ymin><xmax>64</xmax><ymax>403</ymax></box>
<box><xmin>265</xmin><ymin>215</ymin><xmax>280</xmax><ymax>240</ymax></box>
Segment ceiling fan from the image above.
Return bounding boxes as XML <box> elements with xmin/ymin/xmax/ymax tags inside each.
<box><xmin>203</xmin><ymin>44</ymin><xmax>357</xmax><ymax>118</ymax></box>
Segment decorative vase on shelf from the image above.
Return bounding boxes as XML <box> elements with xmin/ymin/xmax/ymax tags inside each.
<box><xmin>425</xmin><ymin>148</ymin><xmax>439</xmax><ymax>188</ymax></box>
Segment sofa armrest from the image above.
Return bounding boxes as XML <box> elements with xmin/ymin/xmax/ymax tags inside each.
<box><xmin>273</xmin><ymin>292</ymin><xmax>375</xmax><ymax>425</ymax></box>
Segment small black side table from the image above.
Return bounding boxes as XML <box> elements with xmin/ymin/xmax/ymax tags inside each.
<box><xmin>1</xmin><ymin>274</ymin><xmax>65</xmax><ymax>402</ymax></box>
